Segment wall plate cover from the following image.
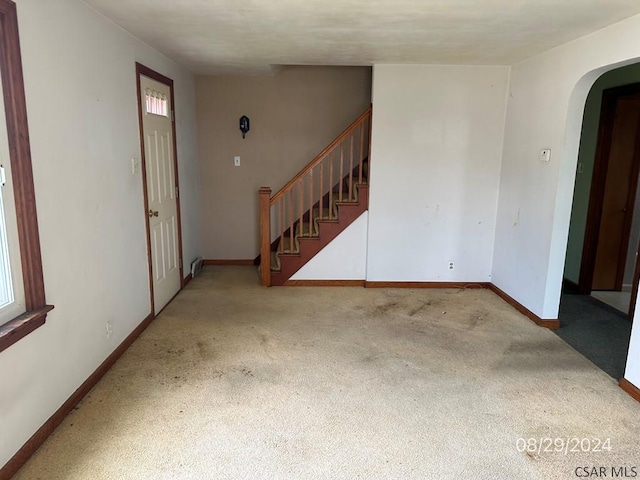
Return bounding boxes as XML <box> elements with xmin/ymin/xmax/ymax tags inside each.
<box><xmin>131</xmin><ymin>156</ymin><xmax>141</xmax><ymax>174</ymax></box>
<box><xmin>539</xmin><ymin>149</ymin><xmax>551</xmax><ymax>162</ymax></box>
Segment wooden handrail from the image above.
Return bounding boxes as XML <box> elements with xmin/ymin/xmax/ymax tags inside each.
<box><xmin>270</xmin><ymin>107</ymin><xmax>371</xmax><ymax>203</ymax></box>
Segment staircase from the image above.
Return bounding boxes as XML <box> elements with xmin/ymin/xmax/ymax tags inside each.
<box><xmin>259</xmin><ymin>108</ymin><xmax>372</xmax><ymax>286</ymax></box>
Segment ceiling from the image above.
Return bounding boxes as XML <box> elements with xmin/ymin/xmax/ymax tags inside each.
<box><xmin>83</xmin><ymin>0</ymin><xmax>640</xmax><ymax>75</ymax></box>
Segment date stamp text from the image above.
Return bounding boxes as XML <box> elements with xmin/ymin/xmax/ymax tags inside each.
<box><xmin>516</xmin><ymin>437</ymin><xmax>612</xmax><ymax>456</ymax></box>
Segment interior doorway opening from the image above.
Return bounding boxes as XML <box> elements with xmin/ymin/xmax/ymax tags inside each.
<box><xmin>583</xmin><ymin>83</ymin><xmax>640</xmax><ymax>317</ymax></box>
<box><xmin>559</xmin><ymin>63</ymin><xmax>640</xmax><ymax>379</ymax></box>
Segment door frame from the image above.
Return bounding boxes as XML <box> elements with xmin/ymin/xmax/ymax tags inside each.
<box><xmin>135</xmin><ymin>62</ymin><xmax>185</xmax><ymax>316</ymax></box>
<box><xmin>578</xmin><ymin>83</ymin><xmax>640</xmax><ymax>298</ymax></box>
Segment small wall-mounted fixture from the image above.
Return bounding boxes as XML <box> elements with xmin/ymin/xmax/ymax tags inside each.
<box><xmin>239</xmin><ymin>115</ymin><xmax>250</xmax><ymax>139</ymax></box>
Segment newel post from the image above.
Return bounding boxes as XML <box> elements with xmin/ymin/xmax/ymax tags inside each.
<box><xmin>259</xmin><ymin>187</ymin><xmax>272</xmax><ymax>286</ymax></box>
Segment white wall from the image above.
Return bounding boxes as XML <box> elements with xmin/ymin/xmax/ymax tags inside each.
<box><xmin>492</xmin><ymin>14</ymin><xmax>640</xmax><ymax>320</ymax></box>
<box><xmin>366</xmin><ymin>65</ymin><xmax>509</xmax><ymax>282</ymax></box>
<box><xmin>490</xmin><ymin>13</ymin><xmax>640</xmax><ymax>388</ymax></box>
<box><xmin>290</xmin><ymin>212</ymin><xmax>368</xmax><ymax>280</ymax></box>
<box><xmin>0</xmin><ymin>0</ymin><xmax>201</xmax><ymax>468</ymax></box>
<box><xmin>626</xmin><ymin>294</ymin><xmax>640</xmax><ymax>386</ymax></box>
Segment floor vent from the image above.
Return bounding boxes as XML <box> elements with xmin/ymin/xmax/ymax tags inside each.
<box><xmin>191</xmin><ymin>257</ymin><xmax>203</xmax><ymax>278</ymax></box>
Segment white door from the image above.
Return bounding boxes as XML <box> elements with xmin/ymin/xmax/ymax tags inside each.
<box><xmin>140</xmin><ymin>75</ymin><xmax>181</xmax><ymax>313</ymax></box>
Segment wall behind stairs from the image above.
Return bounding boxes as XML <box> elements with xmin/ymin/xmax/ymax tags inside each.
<box><xmin>196</xmin><ymin>66</ymin><xmax>372</xmax><ymax>260</ymax></box>
<box><xmin>367</xmin><ymin>65</ymin><xmax>510</xmax><ymax>282</ymax></box>
<box><xmin>0</xmin><ymin>0</ymin><xmax>200</xmax><ymax>469</ymax></box>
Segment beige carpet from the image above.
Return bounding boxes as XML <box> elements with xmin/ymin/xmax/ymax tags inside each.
<box><xmin>14</xmin><ymin>267</ymin><xmax>640</xmax><ymax>479</ymax></box>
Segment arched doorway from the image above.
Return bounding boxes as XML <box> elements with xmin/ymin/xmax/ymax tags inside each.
<box><xmin>558</xmin><ymin>63</ymin><xmax>640</xmax><ymax>379</ymax></box>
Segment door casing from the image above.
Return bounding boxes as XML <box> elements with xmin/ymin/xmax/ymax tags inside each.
<box><xmin>135</xmin><ymin>63</ymin><xmax>184</xmax><ymax>316</ymax></box>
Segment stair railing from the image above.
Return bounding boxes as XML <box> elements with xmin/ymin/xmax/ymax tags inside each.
<box><xmin>259</xmin><ymin>107</ymin><xmax>372</xmax><ymax>286</ymax></box>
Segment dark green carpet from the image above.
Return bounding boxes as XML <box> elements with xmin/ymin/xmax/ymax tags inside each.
<box><xmin>555</xmin><ymin>294</ymin><xmax>632</xmax><ymax>379</ymax></box>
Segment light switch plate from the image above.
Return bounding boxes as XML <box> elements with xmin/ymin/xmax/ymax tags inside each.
<box><xmin>539</xmin><ymin>149</ymin><xmax>551</xmax><ymax>162</ymax></box>
<box><xmin>131</xmin><ymin>156</ymin><xmax>141</xmax><ymax>174</ymax></box>
<box><xmin>234</xmin><ymin>156</ymin><xmax>241</xmax><ymax>167</ymax></box>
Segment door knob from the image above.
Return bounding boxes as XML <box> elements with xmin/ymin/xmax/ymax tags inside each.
<box><xmin>148</xmin><ymin>209</ymin><xmax>159</xmax><ymax>217</ymax></box>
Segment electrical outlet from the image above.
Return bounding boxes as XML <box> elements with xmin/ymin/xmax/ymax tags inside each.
<box><xmin>448</xmin><ymin>262</ymin><xmax>454</xmax><ymax>270</ymax></box>
<box><xmin>234</xmin><ymin>156</ymin><xmax>241</xmax><ymax>167</ymax></box>
<box><xmin>106</xmin><ymin>321</ymin><xmax>113</xmax><ymax>339</ymax></box>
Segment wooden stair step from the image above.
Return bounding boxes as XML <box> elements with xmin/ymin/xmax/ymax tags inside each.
<box><xmin>273</xmin><ymin>183</ymin><xmax>366</xmax><ymax>256</ymax></box>
<box><xmin>279</xmin><ymin>235</ymin><xmax>298</xmax><ymax>255</ymax></box>
<box><xmin>272</xmin><ymin>185</ymin><xmax>365</xmax><ymax>263</ymax></box>
<box><xmin>269</xmin><ymin>183</ymin><xmax>369</xmax><ymax>285</ymax></box>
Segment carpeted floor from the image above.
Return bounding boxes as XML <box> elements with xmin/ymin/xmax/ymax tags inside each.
<box><xmin>13</xmin><ymin>267</ymin><xmax>640</xmax><ymax>479</ymax></box>
<box><xmin>556</xmin><ymin>293</ymin><xmax>632</xmax><ymax>379</ymax></box>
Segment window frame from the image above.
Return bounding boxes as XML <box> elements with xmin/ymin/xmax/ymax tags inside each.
<box><xmin>0</xmin><ymin>0</ymin><xmax>53</xmax><ymax>353</ymax></box>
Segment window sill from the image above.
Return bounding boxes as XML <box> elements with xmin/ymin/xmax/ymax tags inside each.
<box><xmin>0</xmin><ymin>305</ymin><xmax>54</xmax><ymax>353</ymax></box>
